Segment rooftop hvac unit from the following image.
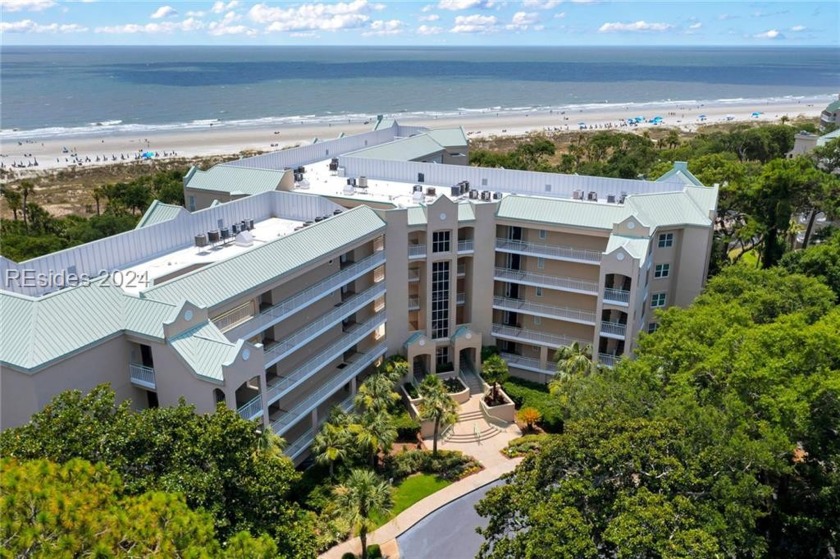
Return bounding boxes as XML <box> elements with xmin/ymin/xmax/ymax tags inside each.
<box><xmin>618</xmin><ymin>194</ymin><xmax>626</xmax><ymax>204</ymax></box>
<box><xmin>607</xmin><ymin>194</ymin><xmax>616</xmax><ymax>204</ymax></box>
<box><xmin>314</xmin><ymin>216</ymin><xmax>324</xmax><ymax>222</ymax></box>
<box><xmin>333</xmin><ymin>209</ymin><xmax>343</xmax><ymax>215</ymax></box>
<box><xmin>207</xmin><ymin>230</ymin><xmax>220</xmax><ymax>243</ymax></box>
<box><xmin>413</xmin><ymin>184</ymin><xmax>423</xmax><ymax>192</ymax></box>
<box><xmin>303</xmin><ymin>221</ymin><xmax>314</xmax><ymax>227</ymax></box>
<box><xmin>426</xmin><ymin>187</ymin><xmax>436</xmax><ymax>196</ymax></box>
<box><xmin>329</xmin><ymin>160</ymin><xmax>339</xmax><ymax>171</ymax></box>
<box><xmin>412</xmin><ymin>190</ymin><xmax>424</xmax><ymax>202</ymax></box>
<box><xmin>296</xmin><ymin>166</ymin><xmax>306</xmax><ymax>174</ymax></box>
<box><xmin>587</xmin><ymin>191</ymin><xmax>598</xmax><ymax>201</ymax></box>
<box><xmin>194</xmin><ymin>234</ymin><xmax>208</xmax><ymax>249</ymax></box>
<box><xmin>493</xmin><ymin>192</ymin><xmax>503</xmax><ymax>200</ymax></box>
<box><xmin>461</xmin><ymin>181</ymin><xmax>470</xmax><ymax>194</ymax></box>
<box><xmin>573</xmin><ymin>189</ymin><xmax>584</xmax><ymax>200</ymax></box>
<box><xmin>451</xmin><ymin>185</ymin><xmax>462</xmax><ymax>197</ymax></box>
<box><xmin>248</xmin><ymin>218</ymin><xmax>254</xmax><ymax>230</ymax></box>
<box><xmin>358</xmin><ymin>176</ymin><xmax>368</xmax><ymax>188</ymax></box>
<box><xmin>220</xmin><ymin>227</ymin><xmax>231</xmax><ymax>241</ymax></box>
<box><xmin>231</xmin><ymin>223</ymin><xmax>240</xmax><ymax>235</ymax></box>
<box><xmin>480</xmin><ymin>190</ymin><xmax>492</xmax><ymax>201</ymax></box>
<box><xmin>240</xmin><ymin>220</ymin><xmax>248</xmax><ymax>232</ymax></box>
<box><xmin>468</xmin><ymin>189</ymin><xmax>479</xmax><ymax>200</ymax></box>
<box><xmin>294</xmin><ymin>172</ymin><xmax>303</xmax><ymax>182</ymax></box>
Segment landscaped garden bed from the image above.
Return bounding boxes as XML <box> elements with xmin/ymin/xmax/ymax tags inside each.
<box><xmin>443</xmin><ymin>377</ymin><xmax>467</xmax><ymax>393</ymax></box>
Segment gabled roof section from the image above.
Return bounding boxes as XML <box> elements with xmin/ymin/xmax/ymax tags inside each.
<box><xmin>136</xmin><ymin>200</ymin><xmax>187</xmax><ymax>229</ymax></box>
<box><xmin>818</xmin><ymin>127</ymin><xmax>840</xmax><ymax>146</ymax></box>
<box><xmin>140</xmin><ymin>206</ymin><xmax>385</xmax><ymax>309</ymax></box>
<box><xmin>458</xmin><ymin>202</ymin><xmax>475</xmax><ymax>222</ymax></box>
<box><xmin>496</xmin><ymin>195</ymin><xmax>628</xmax><ymax>231</ymax></box>
<box><xmin>656</xmin><ymin>161</ymin><xmax>704</xmax><ymax>187</ymax></box>
<box><xmin>344</xmin><ymin>134</ymin><xmax>446</xmax><ymax>162</ymax></box>
<box><xmin>185</xmin><ymin>165</ymin><xmax>286</xmax><ymax>195</ymax></box>
<box><xmin>606</xmin><ymin>235</ymin><xmax>650</xmax><ymax>260</ymax></box>
<box><xmin>372</xmin><ymin>117</ymin><xmax>398</xmax><ymax>131</ymax></box>
<box><xmin>426</xmin><ymin>127</ymin><xmax>468</xmax><ymax>149</ymax></box>
<box><xmin>407</xmin><ymin>206</ymin><xmax>427</xmax><ymax>226</ymax></box>
<box><xmin>626</xmin><ymin>190</ymin><xmax>713</xmax><ymax>229</ymax></box>
<box><xmin>168</xmin><ymin>321</ymin><xmax>237</xmax><ymax>382</ymax></box>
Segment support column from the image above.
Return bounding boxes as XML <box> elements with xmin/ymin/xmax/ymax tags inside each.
<box><xmin>351</xmin><ymin>377</ymin><xmax>358</xmax><ymax>396</ymax></box>
<box><xmin>310</xmin><ymin>409</ymin><xmax>318</xmax><ymax>431</ymax></box>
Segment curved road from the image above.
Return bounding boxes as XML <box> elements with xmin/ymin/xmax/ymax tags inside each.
<box><xmin>397</xmin><ymin>480</ymin><xmax>502</xmax><ymax>559</ymax></box>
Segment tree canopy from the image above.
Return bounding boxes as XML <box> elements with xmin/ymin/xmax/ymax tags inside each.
<box><xmin>477</xmin><ymin>266</ymin><xmax>839</xmax><ymax>558</ymax></box>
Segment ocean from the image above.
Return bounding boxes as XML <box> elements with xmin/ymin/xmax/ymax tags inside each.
<box><xmin>1</xmin><ymin>45</ymin><xmax>838</xmax><ymax>139</ymax></box>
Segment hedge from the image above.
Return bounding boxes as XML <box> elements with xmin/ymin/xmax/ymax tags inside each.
<box><xmin>502</xmin><ymin>377</ymin><xmax>565</xmax><ymax>433</ymax></box>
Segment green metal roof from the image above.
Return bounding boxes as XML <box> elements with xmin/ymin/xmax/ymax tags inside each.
<box><xmin>626</xmin><ymin>190</ymin><xmax>713</xmax><ymax>228</ymax></box>
<box><xmin>140</xmin><ymin>206</ymin><xmax>386</xmax><ymax>309</ymax></box>
<box><xmin>0</xmin><ymin>282</ymin><xmax>176</xmax><ymax>371</ymax></box>
<box><xmin>426</xmin><ymin>128</ymin><xmax>468</xmax><ymax>149</ymax></box>
<box><xmin>185</xmin><ymin>166</ymin><xmax>285</xmax><ymax>195</ymax></box>
<box><xmin>345</xmin><ymin>134</ymin><xmax>446</xmax><ymax>162</ymax></box>
<box><xmin>606</xmin><ymin>235</ymin><xmax>650</xmax><ymax>259</ymax></box>
<box><xmin>497</xmin><ymin>195</ymin><xmax>628</xmax><ymax>231</ymax></box>
<box><xmin>407</xmin><ymin>206</ymin><xmax>427</xmax><ymax>226</ymax></box>
<box><xmin>136</xmin><ymin>200</ymin><xmax>187</xmax><ymax>229</ymax></box>
<box><xmin>655</xmin><ymin>161</ymin><xmax>704</xmax><ymax>187</ymax></box>
<box><xmin>372</xmin><ymin>117</ymin><xmax>397</xmax><ymax>131</ymax></box>
<box><xmin>458</xmin><ymin>202</ymin><xmax>475</xmax><ymax>222</ymax></box>
<box><xmin>824</xmin><ymin>99</ymin><xmax>840</xmax><ymax>113</ymax></box>
<box><xmin>818</xmin><ymin>128</ymin><xmax>840</xmax><ymax>146</ymax></box>
<box><xmin>169</xmin><ymin>321</ymin><xmax>237</xmax><ymax>382</ymax></box>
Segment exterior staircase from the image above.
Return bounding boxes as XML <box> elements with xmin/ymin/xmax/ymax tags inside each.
<box><xmin>443</xmin><ymin>409</ymin><xmax>502</xmax><ymax>443</ymax></box>
<box><xmin>459</xmin><ymin>358</ymin><xmax>485</xmax><ymax>396</ymax></box>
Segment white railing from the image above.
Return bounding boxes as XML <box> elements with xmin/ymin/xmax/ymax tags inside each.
<box><xmin>492</xmin><ymin>295</ymin><xmax>596</xmax><ymax>325</ymax></box>
<box><xmin>492</xmin><ymin>323</ymin><xmax>590</xmax><ymax>349</ymax></box>
<box><xmin>271</xmin><ymin>346</ymin><xmax>386</xmax><ymax>435</ymax></box>
<box><xmin>494</xmin><ymin>267</ymin><xmax>598</xmax><ymax>294</ymax></box>
<box><xmin>457</xmin><ymin>263</ymin><xmax>466</xmax><ymax>276</ymax></box>
<box><xmin>495</xmin><ymin>238</ymin><xmax>601</xmax><ymax>264</ymax></box>
<box><xmin>456</xmin><ymin>292</ymin><xmax>466</xmax><ymax>305</ymax></box>
<box><xmin>285</xmin><ymin>427</ymin><xmax>315</xmax><ymax>460</ymax></box>
<box><xmin>600</xmin><ymin>321</ymin><xmax>627</xmax><ymax>338</ymax></box>
<box><xmin>457</xmin><ymin>239</ymin><xmax>474</xmax><ymax>254</ymax></box>
<box><xmin>408</xmin><ymin>296</ymin><xmax>420</xmax><ymax>310</ymax></box>
<box><xmin>212</xmin><ymin>301</ymin><xmax>255</xmax><ymax>333</ymax></box>
<box><xmin>603</xmin><ymin>287</ymin><xmax>631</xmax><ymax>305</ymax></box>
<box><xmin>408</xmin><ymin>269</ymin><xmax>421</xmax><ymax>282</ymax></box>
<box><xmin>408</xmin><ymin>244</ymin><xmax>427</xmax><ymax>258</ymax></box>
<box><xmin>499</xmin><ymin>352</ymin><xmax>556</xmax><ymax>376</ymax></box>
<box><xmin>129</xmin><ymin>363</ymin><xmax>156</xmax><ymax>389</ymax></box>
<box><xmin>237</xmin><ymin>394</ymin><xmax>264</xmax><ymax>421</ymax></box>
<box><xmin>263</xmin><ymin>282</ymin><xmax>386</xmax><ymax>368</ymax></box>
<box><xmin>225</xmin><ymin>251</ymin><xmax>385</xmax><ymax>341</ymax></box>
<box><xmin>598</xmin><ymin>353</ymin><xmax>619</xmax><ymax>367</ymax></box>
<box><xmin>264</xmin><ymin>322</ymin><xmax>386</xmax><ymax>406</ymax></box>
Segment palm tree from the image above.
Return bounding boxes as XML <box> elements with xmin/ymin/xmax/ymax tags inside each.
<box><xmin>550</xmin><ymin>342</ymin><xmax>595</xmax><ymax>394</ymax></box>
<box><xmin>417</xmin><ymin>375</ymin><xmax>458</xmax><ymax>456</ymax></box>
<box><xmin>312</xmin><ymin>422</ymin><xmax>351</xmax><ymax>477</ymax></box>
<box><xmin>253</xmin><ymin>427</ymin><xmax>285</xmax><ymax>459</ymax></box>
<box><xmin>352</xmin><ymin>410</ymin><xmax>396</xmax><ymax>468</ymax></box>
<box><xmin>354</xmin><ymin>373</ymin><xmax>399</xmax><ymax>415</ymax></box>
<box><xmin>333</xmin><ymin>469</ymin><xmax>392</xmax><ymax>559</ymax></box>
<box><xmin>92</xmin><ymin>186</ymin><xmax>104</xmax><ymax>216</ymax></box>
<box><xmin>481</xmin><ymin>354</ymin><xmax>509</xmax><ymax>404</ymax></box>
<box><xmin>19</xmin><ymin>180</ymin><xmax>33</xmax><ymax>231</ymax></box>
<box><xmin>1</xmin><ymin>187</ymin><xmax>21</xmax><ymax>221</ymax></box>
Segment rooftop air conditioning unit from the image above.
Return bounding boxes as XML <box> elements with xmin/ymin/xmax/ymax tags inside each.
<box><xmin>618</xmin><ymin>194</ymin><xmax>626</xmax><ymax>204</ymax></box>
<box><xmin>426</xmin><ymin>187</ymin><xmax>436</xmax><ymax>196</ymax></box>
<box><xmin>493</xmin><ymin>192</ymin><xmax>503</xmax><ymax>200</ymax></box>
<box><xmin>358</xmin><ymin>176</ymin><xmax>368</xmax><ymax>188</ymax></box>
<box><xmin>195</xmin><ymin>234</ymin><xmax>208</xmax><ymax>249</ymax></box>
<box><xmin>460</xmin><ymin>181</ymin><xmax>469</xmax><ymax>195</ymax></box>
<box><xmin>468</xmin><ymin>189</ymin><xmax>479</xmax><ymax>200</ymax></box>
<box><xmin>207</xmin><ymin>230</ymin><xmax>220</xmax><ymax>243</ymax></box>
<box><xmin>451</xmin><ymin>185</ymin><xmax>462</xmax><ymax>197</ymax></box>
<box><xmin>480</xmin><ymin>190</ymin><xmax>491</xmax><ymax>201</ymax></box>
<box><xmin>607</xmin><ymin>194</ymin><xmax>616</xmax><ymax>204</ymax></box>
<box><xmin>587</xmin><ymin>191</ymin><xmax>598</xmax><ymax>201</ymax></box>
<box><xmin>573</xmin><ymin>189</ymin><xmax>584</xmax><ymax>200</ymax></box>
<box><xmin>413</xmin><ymin>184</ymin><xmax>423</xmax><ymax>192</ymax></box>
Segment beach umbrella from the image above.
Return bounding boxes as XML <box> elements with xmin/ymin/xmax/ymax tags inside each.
<box><xmin>142</xmin><ymin>151</ymin><xmax>155</xmax><ymax>159</ymax></box>
<box><xmin>751</xmin><ymin>111</ymin><xmax>762</xmax><ymax>117</ymax></box>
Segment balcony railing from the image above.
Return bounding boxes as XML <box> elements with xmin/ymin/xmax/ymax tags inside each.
<box><xmin>603</xmin><ymin>287</ymin><xmax>631</xmax><ymax>306</ymax></box>
<box><xmin>457</xmin><ymin>263</ymin><xmax>466</xmax><ymax>276</ymax></box>
<box><xmin>408</xmin><ymin>269</ymin><xmax>421</xmax><ymax>282</ymax></box>
<box><xmin>285</xmin><ymin>395</ymin><xmax>355</xmax><ymax>460</ymax></box>
<box><xmin>408</xmin><ymin>296</ymin><xmax>420</xmax><ymax>311</ymax></box>
<box><xmin>212</xmin><ymin>301</ymin><xmax>254</xmax><ymax>333</ymax></box>
<box><xmin>271</xmin><ymin>345</ymin><xmax>386</xmax><ymax>435</ymax></box>
<box><xmin>263</xmin><ymin>282</ymin><xmax>386</xmax><ymax>368</ymax></box>
<box><xmin>492</xmin><ymin>323</ymin><xmax>590</xmax><ymax>349</ymax></box>
<box><xmin>494</xmin><ymin>267</ymin><xmax>598</xmax><ymax>295</ymax></box>
<box><xmin>495</xmin><ymin>238</ymin><xmax>601</xmax><ymax>264</ymax></box>
<box><xmin>499</xmin><ymin>352</ymin><xmax>556</xmax><ymax>376</ymax></box>
<box><xmin>492</xmin><ymin>295</ymin><xmax>596</xmax><ymax>325</ymax></box>
<box><xmin>600</xmin><ymin>321</ymin><xmax>627</xmax><ymax>338</ymax></box>
<box><xmin>408</xmin><ymin>244</ymin><xmax>427</xmax><ymax>259</ymax></box>
<box><xmin>129</xmin><ymin>363</ymin><xmax>156</xmax><ymax>390</ymax></box>
<box><xmin>237</xmin><ymin>394</ymin><xmax>264</xmax><ymax>421</ymax></box>
<box><xmin>264</xmin><ymin>318</ymin><xmax>387</xmax><ymax>407</ymax></box>
<box><xmin>457</xmin><ymin>239</ymin><xmax>474</xmax><ymax>254</ymax></box>
<box><xmin>598</xmin><ymin>353</ymin><xmax>619</xmax><ymax>367</ymax></box>
<box><xmin>456</xmin><ymin>292</ymin><xmax>466</xmax><ymax>305</ymax></box>
<box><xmin>225</xmin><ymin>251</ymin><xmax>385</xmax><ymax>341</ymax></box>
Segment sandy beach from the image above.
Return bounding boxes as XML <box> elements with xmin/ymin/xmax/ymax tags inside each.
<box><xmin>0</xmin><ymin>98</ymin><xmax>824</xmax><ymax>178</ymax></box>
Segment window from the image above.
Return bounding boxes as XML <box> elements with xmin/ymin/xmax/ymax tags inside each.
<box><xmin>651</xmin><ymin>293</ymin><xmax>667</xmax><ymax>308</ymax></box>
<box><xmin>431</xmin><ymin>261</ymin><xmax>450</xmax><ymax>338</ymax></box>
<box><xmin>188</xmin><ymin>195</ymin><xmax>196</xmax><ymax>212</ymax></box>
<box><xmin>418</xmin><ymin>172</ymin><xmax>425</xmax><ymax>183</ymax></box>
<box><xmin>658</xmin><ymin>233</ymin><xmax>674</xmax><ymax>248</ymax></box>
<box><xmin>432</xmin><ymin>230</ymin><xmax>451</xmax><ymax>253</ymax></box>
<box><xmin>647</xmin><ymin>322</ymin><xmax>659</xmax><ymax>334</ymax></box>
<box><xmin>654</xmin><ymin>264</ymin><xmax>670</xmax><ymax>278</ymax></box>
<box><xmin>538</xmin><ymin>229</ymin><xmax>547</xmax><ymax>240</ymax></box>
<box><xmin>533</xmin><ymin>316</ymin><xmax>541</xmax><ymax>326</ymax></box>
<box><xmin>537</xmin><ymin>257</ymin><xmax>545</xmax><ymax>269</ymax></box>
<box><xmin>544</xmin><ymin>184</ymin><xmax>552</xmax><ymax>192</ymax></box>
<box><xmin>535</xmin><ymin>286</ymin><xmax>543</xmax><ymax>297</ymax></box>
<box><xmin>436</xmin><ymin>347</ymin><xmax>450</xmax><ymax>366</ymax></box>
<box><xmin>481</xmin><ymin>178</ymin><xmax>488</xmax><ymax>186</ymax></box>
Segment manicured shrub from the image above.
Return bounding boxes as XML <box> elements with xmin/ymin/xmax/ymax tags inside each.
<box><xmin>367</xmin><ymin>544</ymin><xmax>382</xmax><ymax>558</ymax></box>
<box><xmin>503</xmin><ymin>434</ymin><xmax>550</xmax><ymax>457</ymax></box>
<box><xmin>403</xmin><ymin>382</ymin><xmax>418</xmax><ymax>399</ymax></box>
<box><xmin>393</xmin><ymin>410</ymin><xmax>420</xmax><ymax>441</ymax></box>
<box><xmin>503</xmin><ymin>378</ymin><xmax>565</xmax><ymax>433</ymax></box>
<box><xmin>382</xmin><ymin>450</ymin><xmax>481</xmax><ymax>481</ymax></box>
<box><xmin>342</xmin><ymin>553</ymin><xmax>357</xmax><ymax>559</ymax></box>
<box><xmin>517</xmin><ymin>406</ymin><xmax>542</xmax><ymax>431</ymax></box>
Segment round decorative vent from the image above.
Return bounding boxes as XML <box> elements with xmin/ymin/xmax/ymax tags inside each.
<box><xmin>616</xmin><ymin>252</ymin><xmax>625</xmax><ymax>261</ymax></box>
<box><xmin>466</xmin><ymin>332</ymin><xmax>473</xmax><ymax>340</ymax></box>
<box><xmin>419</xmin><ymin>339</ymin><xmax>426</xmax><ymax>346</ymax></box>
<box><xmin>627</xmin><ymin>220</ymin><xmax>636</xmax><ymax>229</ymax></box>
<box><xmin>242</xmin><ymin>349</ymin><xmax>251</xmax><ymax>361</ymax></box>
<box><xmin>439</xmin><ymin>213</ymin><xmax>447</xmax><ymax>221</ymax></box>
<box><xmin>184</xmin><ymin>310</ymin><xmax>193</xmax><ymax>321</ymax></box>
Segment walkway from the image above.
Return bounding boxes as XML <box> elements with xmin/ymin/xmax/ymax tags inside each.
<box><xmin>320</xmin><ymin>394</ymin><xmax>523</xmax><ymax>559</ymax></box>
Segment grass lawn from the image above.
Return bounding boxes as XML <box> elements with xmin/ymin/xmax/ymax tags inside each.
<box><xmin>371</xmin><ymin>473</ymin><xmax>452</xmax><ymax>528</ymax></box>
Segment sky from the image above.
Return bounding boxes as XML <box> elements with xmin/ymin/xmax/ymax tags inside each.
<box><xmin>0</xmin><ymin>0</ymin><xmax>837</xmax><ymax>47</ymax></box>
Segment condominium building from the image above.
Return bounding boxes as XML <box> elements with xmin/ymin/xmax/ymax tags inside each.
<box><xmin>0</xmin><ymin>122</ymin><xmax>717</xmax><ymax>463</ymax></box>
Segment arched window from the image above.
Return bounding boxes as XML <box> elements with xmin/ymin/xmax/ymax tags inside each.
<box><xmin>213</xmin><ymin>388</ymin><xmax>226</xmax><ymax>405</ymax></box>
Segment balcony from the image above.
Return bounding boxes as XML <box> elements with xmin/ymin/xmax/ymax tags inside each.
<box><xmin>600</xmin><ymin>321</ymin><xmax>627</xmax><ymax>339</ymax></box>
<box><xmin>603</xmin><ymin>287</ymin><xmax>631</xmax><ymax>306</ymax></box>
<box><xmin>237</xmin><ymin>394</ymin><xmax>264</xmax><ymax>421</ymax></box>
<box><xmin>271</xmin><ymin>344</ymin><xmax>386</xmax><ymax>435</ymax></box>
<box><xmin>457</xmin><ymin>239</ymin><xmax>474</xmax><ymax>254</ymax></box>
<box><xmin>492</xmin><ymin>296</ymin><xmax>596</xmax><ymax>326</ymax></box>
<box><xmin>494</xmin><ymin>267</ymin><xmax>598</xmax><ymax>295</ymax></box>
<box><xmin>129</xmin><ymin>363</ymin><xmax>156</xmax><ymax>390</ymax></box>
<box><xmin>408</xmin><ymin>269</ymin><xmax>421</xmax><ymax>282</ymax></box>
<box><xmin>408</xmin><ymin>296</ymin><xmax>420</xmax><ymax>311</ymax></box>
<box><xmin>225</xmin><ymin>251</ymin><xmax>386</xmax><ymax>341</ymax></box>
<box><xmin>212</xmin><ymin>301</ymin><xmax>254</xmax><ymax>333</ymax></box>
<box><xmin>457</xmin><ymin>263</ymin><xmax>466</xmax><ymax>277</ymax></box>
<box><xmin>495</xmin><ymin>238</ymin><xmax>601</xmax><ymax>264</ymax></box>
<box><xmin>285</xmin><ymin>395</ymin><xmax>354</xmax><ymax>460</ymax></box>
<box><xmin>456</xmin><ymin>292</ymin><xmax>466</xmax><ymax>305</ymax></box>
<box><xmin>408</xmin><ymin>244</ymin><xmax>427</xmax><ymax>259</ymax></box>
<box><xmin>492</xmin><ymin>323</ymin><xmax>590</xmax><ymax>349</ymax></box>
<box><xmin>499</xmin><ymin>352</ymin><xmax>556</xmax><ymax>376</ymax></box>
<box><xmin>598</xmin><ymin>353</ymin><xmax>619</xmax><ymax>367</ymax></box>
<box><xmin>263</xmin><ymin>282</ymin><xmax>386</xmax><ymax>368</ymax></box>
<box><xmin>265</xmin><ymin>314</ymin><xmax>387</xmax><ymax>406</ymax></box>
